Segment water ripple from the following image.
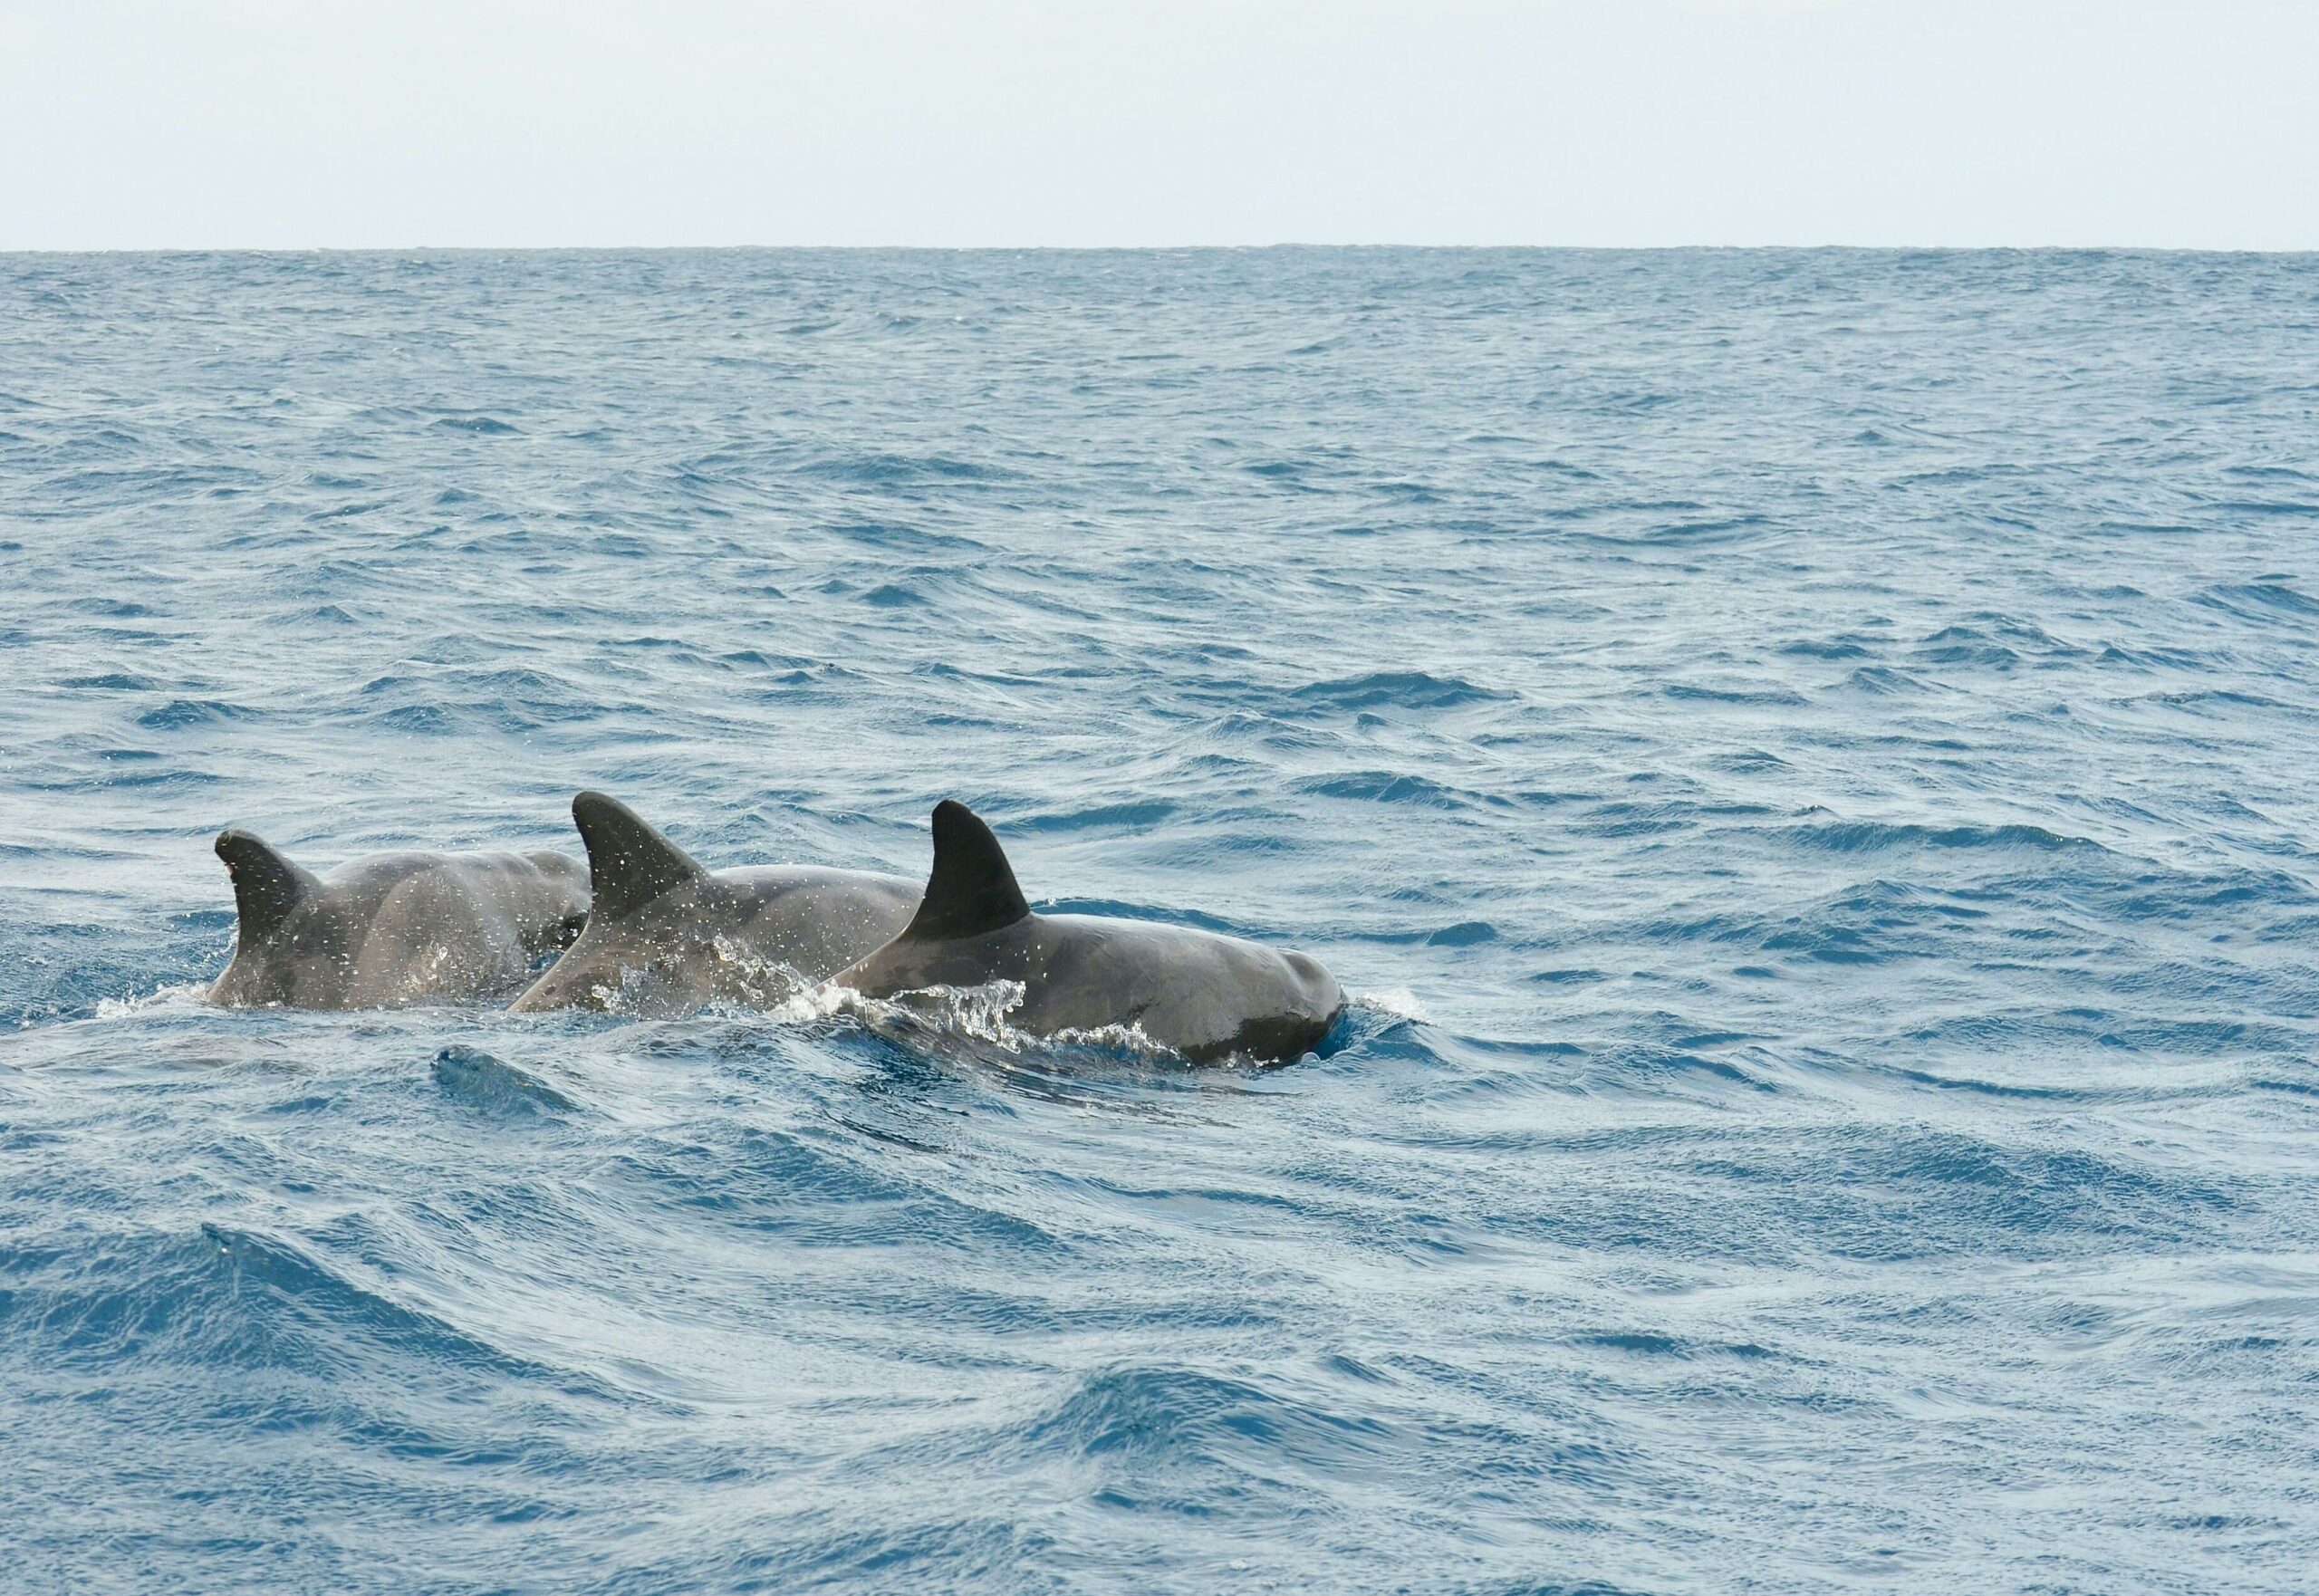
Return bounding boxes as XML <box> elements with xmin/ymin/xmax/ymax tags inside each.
<box><xmin>4</xmin><ymin>248</ymin><xmax>2317</xmax><ymax>1593</ymax></box>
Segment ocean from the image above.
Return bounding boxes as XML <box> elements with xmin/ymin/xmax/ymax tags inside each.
<box><xmin>2</xmin><ymin>247</ymin><xmax>2315</xmax><ymax>1592</ymax></box>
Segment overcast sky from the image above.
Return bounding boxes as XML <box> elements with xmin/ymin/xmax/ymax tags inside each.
<box><xmin>4</xmin><ymin>0</ymin><xmax>2313</xmax><ymax>250</ymax></box>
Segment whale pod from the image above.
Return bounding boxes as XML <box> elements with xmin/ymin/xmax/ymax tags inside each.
<box><xmin>835</xmin><ymin>801</ymin><xmax>1344</xmax><ymax>1063</ymax></box>
<box><xmin>207</xmin><ymin>832</ymin><xmax>589</xmax><ymax>1008</ymax></box>
<box><xmin>509</xmin><ymin>791</ymin><xmax>920</xmax><ymax>1015</ymax></box>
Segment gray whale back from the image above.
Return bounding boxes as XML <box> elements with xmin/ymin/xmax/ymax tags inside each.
<box><xmin>837</xmin><ymin>801</ymin><xmax>1344</xmax><ymax>1064</ymax></box>
<box><xmin>509</xmin><ymin>791</ymin><xmax>920</xmax><ymax>1015</ymax></box>
<box><xmin>207</xmin><ymin>832</ymin><xmax>589</xmax><ymax>1009</ymax></box>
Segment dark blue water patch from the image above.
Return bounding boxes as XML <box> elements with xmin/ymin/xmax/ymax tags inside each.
<box><xmin>66</xmin><ymin>762</ymin><xmax>227</xmax><ymax>793</ymax></box>
<box><xmin>1782</xmin><ymin>818</ymin><xmax>2093</xmax><ymax>856</ymax></box>
<box><xmin>1585</xmin><ymin>1043</ymin><xmax>1779</xmax><ymax>1096</ymax></box>
<box><xmin>1571</xmin><ymin>1330</ymin><xmax>1782</xmax><ymax>1363</ymax></box>
<box><xmin>0</xmin><ymin>917</ymin><xmax>218</xmax><ymax>1026</ymax></box>
<box><xmin>1285</xmin><ymin>671</ymin><xmax>1510</xmax><ymax>713</ymax></box>
<box><xmin>304</xmin><ymin>498</ymin><xmax>392</xmax><ymax>524</ymax></box>
<box><xmin>1010</xmin><ymin>799</ymin><xmax>1179</xmax><ymax>833</ymax></box>
<box><xmin>2196</xmin><ymin>580</ymin><xmax>2319</xmax><ymax>621</ymax></box>
<box><xmin>1660</xmin><ymin>682</ymin><xmax>1810</xmax><ymax>707</ymax></box>
<box><xmin>825</xmin><ymin>518</ymin><xmax>986</xmax><ymax>553</ymax></box>
<box><xmin>59</xmin><ymin>668</ymin><xmax>162</xmax><ymax>691</ymax></box>
<box><xmin>0</xmin><ymin>1219</ymin><xmax>608</xmax><ymax>1400</ymax></box>
<box><xmin>1644</xmin><ymin>514</ymin><xmax>1776</xmax><ymax>544</ymax></box>
<box><xmin>1573</xmin><ymin>797</ymin><xmax>1780</xmax><ymax>840</ymax></box>
<box><xmin>2093</xmin><ymin>640</ymin><xmax>2236</xmax><ymax>671</ymax></box>
<box><xmin>375</xmin><ymin>703</ymin><xmax>457</xmax><ymax>736</ymax></box>
<box><xmin>1777</xmin><ymin>637</ymin><xmax>1876</xmax><ymax>660</ymax></box>
<box><xmin>1673</xmin><ymin>1127</ymin><xmax>2243</xmax><ymax>1264</ymax></box>
<box><xmin>431</xmin><ymin>1046</ymin><xmax>578</xmax><ymax>1117</ymax></box>
<box><xmin>1749</xmin><ymin>879</ymin><xmax>1996</xmax><ymax>966</ymax></box>
<box><xmin>799</xmin><ymin>451</ymin><xmax>1023</xmax><ymax>486</ymax></box>
<box><xmin>2202</xmin><ymin>500</ymin><xmax>2319</xmax><ymax>520</ymax></box>
<box><xmin>1912</xmin><ymin>627</ymin><xmax>2025</xmax><ymax>670</ymax></box>
<box><xmin>2111</xmin><ymin>866</ymin><xmax>2319</xmax><ymax>923</ymax></box>
<box><xmin>2125</xmin><ymin>687</ymin><xmax>2315</xmax><ymax>721</ymax></box>
<box><xmin>1294</xmin><ymin>770</ymin><xmax>1477</xmax><ymax>809</ymax></box>
<box><xmin>585</xmin><ymin>1110</ymin><xmax>1067</xmax><ymax>1257</ymax></box>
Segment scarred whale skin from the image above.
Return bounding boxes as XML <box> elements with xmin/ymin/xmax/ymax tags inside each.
<box><xmin>207</xmin><ymin>832</ymin><xmax>589</xmax><ymax>1009</ymax></box>
<box><xmin>510</xmin><ymin>791</ymin><xmax>920</xmax><ymax>1015</ymax></box>
<box><xmin>834</xmin><ymin>801</ymin><xmax>1344</xmax><ymax>1064</ymax></box>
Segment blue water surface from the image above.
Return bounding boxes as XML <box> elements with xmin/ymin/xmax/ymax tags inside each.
<box><xmin>3</xmin><ymin>249</ymin><xmax>2316</xmax><ymax>1593</ymax></box>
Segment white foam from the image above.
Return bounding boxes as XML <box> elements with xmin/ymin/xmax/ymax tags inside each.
<box><xmin>766</xmin><ymin>976</ymin><xmax>870</xmax><ymax>1026</ymax></box>
<box><xmin>774</xmin><ymin>978</ymin><xmax>1192</xmax><ymax>1065</ymax></box>
<box><xmin>1354</xmin><ymin>986</ymin><xmax>1432</xmax><ymax>1024</ymax></box>
<box><xmin>707</xmin><ymin>935</ymin><xmax>813</xmax><ymax>1008</ymax></box>
<box><xmin>92</xmin><ymin>981</ymin><xmax>213</xmax><ymax>1021</ymax></box>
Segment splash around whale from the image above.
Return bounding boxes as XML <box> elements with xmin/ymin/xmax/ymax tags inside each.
<box><xmin>204</xmin><ymin>793</ymin><xmax>1343</xmax><ymax>1066</ymax></box>
<box><xmin>834</xmin><ymin>800</ymin><xmax>1345</xmax><ymax>1064</ymax></box>
<box><xmin>509</xmin><ymin>791</ymin><xmax>921</xmax><ymax>1015</ymax></box>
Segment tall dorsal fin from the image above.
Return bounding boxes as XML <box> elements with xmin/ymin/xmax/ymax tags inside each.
<box><xmin>900</xmin><ymin>800</ymin><xmax>1030</xmax><ymax>942</ymax></box>
<box><xmin>214</xmin><ymin>829</ymin><xmax>320</xmax><ymax>947</ymax></box>
<box><xmin>571</xmin><ymin>791</ymin><xmax>707</xmax><ymax>921</ymax></box>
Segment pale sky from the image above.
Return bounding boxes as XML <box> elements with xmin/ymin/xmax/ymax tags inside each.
<box><xmin>4</xmin><ymin>0</ymin><xmax>2314</xmax><ymax>250</ymax></box>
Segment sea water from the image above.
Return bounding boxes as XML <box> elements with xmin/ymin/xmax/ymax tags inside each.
<box><xmin>2</xmin><ymin>249</ymin><xmax>2315</xmax><ymax>1592</ymax></box>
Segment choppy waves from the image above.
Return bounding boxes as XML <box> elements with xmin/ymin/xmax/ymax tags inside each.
<box><xmin>3</xmin><ymin>249</ymin><xmax>2318</xmax><ymax>1593</ymax></box>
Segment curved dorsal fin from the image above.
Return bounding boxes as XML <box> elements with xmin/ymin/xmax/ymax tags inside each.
<box><xmin>572</xmin><ymin>791</ymin><xmax>707</xmax><ymax>921</ymax></box>
<box><xmin>900</xmin><ymin>800</ymin><xmax>1030</xmax><ymax>942</ymax></box>
<box><xmin>214</xmin><ymin>829</ymin><xmax>320</xmax><ymax>947</ymax></box>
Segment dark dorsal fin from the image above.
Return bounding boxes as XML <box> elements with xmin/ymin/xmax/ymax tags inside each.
<box><xmin>571</xmin><ymin>791</ymin><xmax>707</xmax><ymax>921</ymax></box>
<box><xmin>214</xmin><ymin>829</ymin><xmax>320</xmax><ymax>947</ymax></box>
<box><xmin>900</xmin><ymin>800</ymin><xmax>1031</xmax><ymax>942</ymax></box>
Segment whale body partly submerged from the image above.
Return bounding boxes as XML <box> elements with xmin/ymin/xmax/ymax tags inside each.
<box><xmin>207</xmin><ymin>832</ymin><xmax>589</xmax><ymax>1008</ymax></box>
<box><xmin>510</xmin><ymin>791</ymin><xmax>920</xmax><ymax>1015</ymax></box>
<box><xmin>835</xmin><ymin>800</ymin><xmax>1343</xmax><ymax>1063</ymax></box>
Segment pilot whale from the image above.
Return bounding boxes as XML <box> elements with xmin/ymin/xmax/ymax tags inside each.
<box><xmin>208</xmin><ymin>831</ymin><xmax>589</xmax><ymax>1008</ymax></box>
<box><xmin>834</xmin><ymin>801</ymin><xmax>1344</xmax><ymax>1063</ymax></box>
<box><xmin>510</xmin><ymin>791</ymin><xmax>920</xmax><ymax>1014</ymax></box>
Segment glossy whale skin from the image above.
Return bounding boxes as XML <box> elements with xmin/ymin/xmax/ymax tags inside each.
<box><xmin>835</xmin><ymin>800</ymin><xmax>1343</xmax><ymax>1064</ymax></box>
